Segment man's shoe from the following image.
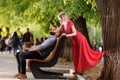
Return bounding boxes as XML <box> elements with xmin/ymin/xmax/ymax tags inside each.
<box><xmin>14</xmin><ymin>74</ymin><xmax>21</xmax><ymax>77</ymax></box>
<box><xmin>17</xmin><ymin>74</ymin><xmax>27</xmax><ymax>79</ymax></box>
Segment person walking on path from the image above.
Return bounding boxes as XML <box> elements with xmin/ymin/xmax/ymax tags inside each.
<box><xmin>22</xmin><ymin>28</ymin><xmax>33</xmax><ymax>46</ymax></box>
<box><xmin>11</xmin><ymin>31</ymin><xmax>20</xmax><ymax>54</ymax></box>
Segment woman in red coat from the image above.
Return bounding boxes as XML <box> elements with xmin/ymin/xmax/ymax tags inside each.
<box><xmin>58</xmin><ymin>12</ymin><xmax>108</xmax><ymax>74</ymax></box>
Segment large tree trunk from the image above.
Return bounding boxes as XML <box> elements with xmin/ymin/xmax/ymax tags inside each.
<box><xmin>60</xmin><ymin>16</ymin><xmax>90</xmax><ymax>62</ymax></box>
<box><xmin>95</xmin><ymin>0</ymin><xmax>120</xmax><ymax>80</ymax></box>
<box><xmin>74</xmin><ymin>16</ymin><xmax>90</xmax><ymax>45</ymax></box>
<box><xmin>60</xmin><ymin>37</ymin><xmax>72</xmax><ymax>61</ymax></box>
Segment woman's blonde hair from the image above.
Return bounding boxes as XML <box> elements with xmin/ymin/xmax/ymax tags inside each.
<box><xmin>58</xmin><ymin>12</ymin><xmax>68</xmax><ymax>20</ymax></box>
<box><xmin>58</xmin><ymin>12</ymin><xmax>66</xmax><ymax>18</ymax></box>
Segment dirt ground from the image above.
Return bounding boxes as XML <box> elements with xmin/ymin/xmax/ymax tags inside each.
<box><xmin>58</xmin><ymin>58</ymin><xmax>103</xmax><ymax>80</ymax></box>
<box><xmin>83</xmin><ymin>65</ymin><xmax>103</xmax><ymax>80</ymax></box>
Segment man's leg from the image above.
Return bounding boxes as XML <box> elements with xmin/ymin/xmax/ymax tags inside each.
<box><xmin>15</xmin><ymin>52</ymin><xmax>21</xmax><ymax>73</ymax></box>
<box><xmin>18</xmin><ymin>51</ymin><xmax>43</xmax><ymax>75</ymax></box>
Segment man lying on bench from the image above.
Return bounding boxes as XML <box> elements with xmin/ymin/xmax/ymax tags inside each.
<box><xmin>14</xmin><ymin>28</ymin><xmax>62</xmax><ymax>79</ymax></box>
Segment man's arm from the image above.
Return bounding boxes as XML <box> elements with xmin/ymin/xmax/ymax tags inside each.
<box><xmin>28</xmin><ymin>46</ymin><xmax>40</xmax><ymax>51</ymax></box>
<box><xmin>28</xmin><ymin>37</ymin><xmax>56</xmax><ymax>52</ymax></box>
<box><xmin>37</xmin><ymin>37</ymin><xmax>56</xmax><ymax>51</ymax></box>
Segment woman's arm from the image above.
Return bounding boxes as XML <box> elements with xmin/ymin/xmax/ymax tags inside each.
<box><xmin>62</xmin><ymin>26</ymin><xmax>77</xmax><ymax>37</ymax></box>
<box><xmin>66</xmin><ymin>26</ymin><xmax>77</xmax><ymax>37</ymax></box>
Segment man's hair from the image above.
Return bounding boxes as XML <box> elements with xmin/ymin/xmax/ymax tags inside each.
<box><xmin>49</xmin><ymin>32</ymin><xmax>55</xmax><ymax>35</ymax></box>
<box><xmin>50</xmin><ymin>28</ymin><xmax>62</xmax><ymax>37</ymax></box>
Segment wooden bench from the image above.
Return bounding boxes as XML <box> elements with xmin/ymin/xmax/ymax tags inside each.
<box><xmin>28</xmin><ymin>37</ymin><xmax>67</xmax><ymax>79</ymax></box>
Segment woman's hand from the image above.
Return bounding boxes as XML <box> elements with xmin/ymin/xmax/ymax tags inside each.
<box><xmin>62</xmin><ymin>33</ymin><xmax>67</xmax><ymax>37</ymax></box>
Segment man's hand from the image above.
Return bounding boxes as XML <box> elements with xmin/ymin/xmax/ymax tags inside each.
<box><xmin>22</xmin><ymin>46</ymin><xmax>30</xmax><ymax>51</ymax></box>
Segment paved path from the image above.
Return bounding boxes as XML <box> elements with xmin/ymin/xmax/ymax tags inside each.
<box><xmin>0</xmin><ymin>52</ymin><xmax>104</xmax><ymax>80</ymax></box>
<box><xmin>0</xmin><ymin>52</ymin><xmax>73</xmax><ymax>80</ymax></box>
<box><xmin>0</xmin><ymin>52</ymin><xmax>34</xmax><ymax>80</ymax></box>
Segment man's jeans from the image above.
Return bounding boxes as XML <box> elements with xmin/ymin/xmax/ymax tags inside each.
<box><xmin>15</xmin><ymin>51</ymin><xmax>43</xmax><ymax>74</ymax></box>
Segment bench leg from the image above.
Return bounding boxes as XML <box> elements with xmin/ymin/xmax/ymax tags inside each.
<box><xmin>30</xmin><ymin>61</ymin><xmax>67</xmax><ymax>79</ymax></box>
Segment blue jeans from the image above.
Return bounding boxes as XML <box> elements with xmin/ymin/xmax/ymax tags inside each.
<box><xmin>13</xmin><ymin>46</ymin><xmax>22</xmax><ymax>54</ymax></box>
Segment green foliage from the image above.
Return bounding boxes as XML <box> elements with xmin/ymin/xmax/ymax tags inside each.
<box><xmin>88</xmin><ymin>26</ymin><xmax>102</xmax><ymax>45</ymax></box>
<box><xmin>0</xmin><ymin>0</ymin><xmax>101</xmax><ymax>39</ymax></box>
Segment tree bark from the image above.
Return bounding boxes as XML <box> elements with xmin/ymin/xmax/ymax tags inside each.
<box><xmin>60</xmin><ymin>38</ymin><xmax>72</xmax><ymax>62</ymax></box>
<box><xmin>95</xmin><ymin>0</ymin><xmax>120</xmax><ymax>80</ymax></box>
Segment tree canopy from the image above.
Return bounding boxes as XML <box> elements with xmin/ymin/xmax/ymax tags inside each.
<box><xmin>0</xmin><ymin>0</ymin><xmax>100</xmax><ymax>38</ymax></box>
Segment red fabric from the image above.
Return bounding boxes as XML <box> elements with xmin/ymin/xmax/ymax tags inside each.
<box><xmin>62</xmin><ymin>20</ymin><xmax>104</xmax><ymax>73</ymax></box>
